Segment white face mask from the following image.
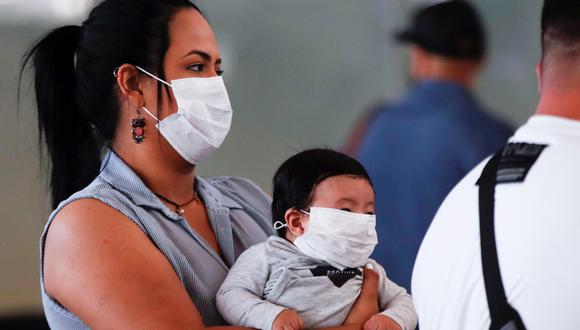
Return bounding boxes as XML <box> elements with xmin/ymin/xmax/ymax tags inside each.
<box><xmin>136</xmin><ymin>66</ymin><xmax>233</xmax><ymax>165</ymax></box>
<box><xmin>275</xmin><ymin>207</ymin><xmax>378</xmax><ymax>270</ymax></box>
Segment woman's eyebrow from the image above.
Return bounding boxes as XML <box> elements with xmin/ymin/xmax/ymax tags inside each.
<box><xmin>183</xmin><ymin>50</ymin><xmax>222</xmax><ymax>64</ymax></box>
<box><xmin>182</xmin><ymin>49</ymin><xmax>211</xmax><ymax>60</ymax></box>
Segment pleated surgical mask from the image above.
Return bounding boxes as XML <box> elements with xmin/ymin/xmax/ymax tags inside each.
<box><xmin>136</xmin><ymin>66</ymin><xmax>233</xmax><ymax>165</ymax></box>
<box><xmin>276</xmin><ymin>207</ymin><xmax>378</xmax><ymax>270</ymax></box>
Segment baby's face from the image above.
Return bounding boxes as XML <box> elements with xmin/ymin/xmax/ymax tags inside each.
<box><xmin>310</xmin><ymin>175</ymin><xmax>375</xmax><ymax>215</ymax></box>
<box><xmin>284</xmin><ymin>175</ymin><xmax>375</xmax><ymax>241</ymax></box>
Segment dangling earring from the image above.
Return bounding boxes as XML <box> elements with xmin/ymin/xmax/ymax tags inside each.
<box><xmin>131</xmin><ymin>108</ymin><xmax>146</xmax><ymax>144</ymax></box>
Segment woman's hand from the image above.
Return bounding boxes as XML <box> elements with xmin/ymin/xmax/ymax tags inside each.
<box><xmin>363</xmin><ymin>314</ymin><xmax>402</xmax><ymax>330</ymax></box>
<box><xmin>343</xmin><ymin>265</ymin><xmax>380</xmax><ymax>326</ymax></box>
<box><xmin>272</xmin><ymin>309</ymin><xmax>304</xmax><ymax>330</ymax></box>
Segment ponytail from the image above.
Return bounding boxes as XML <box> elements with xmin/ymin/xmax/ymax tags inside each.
<box><xmin>21</xmin><ymin>26</ymin><xmax>101</xmax><ymax>209</ymax></box>
<box><xmin>20</xmin><ymin>0</ymin><xmax>201</xmax><ymax>210</ymax></box>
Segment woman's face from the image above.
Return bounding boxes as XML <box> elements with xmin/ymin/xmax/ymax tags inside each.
<box><xmin>141</xmin><ymin>8</ymin><xmax>222</xmax><ymax>119</ymax></box>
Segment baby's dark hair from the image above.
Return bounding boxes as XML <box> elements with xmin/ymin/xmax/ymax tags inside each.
<box><xmin>271</xmin><ymin>148</ymin><xmax>372</xmax><ymax>237</ymax></box>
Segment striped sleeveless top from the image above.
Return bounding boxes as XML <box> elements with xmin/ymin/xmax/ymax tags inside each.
<box><xmin>40</xmin><ymin>150</ymin><xmax>275</xmax><ymax>329</ymax></box>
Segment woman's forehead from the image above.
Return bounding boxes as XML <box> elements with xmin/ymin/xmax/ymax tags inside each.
<box><xmin>167</xmin><ymin>8</ymin><xmax>219</xmax><ymax>58</ymax></box>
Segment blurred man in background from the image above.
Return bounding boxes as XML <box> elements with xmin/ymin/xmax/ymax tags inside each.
<box><xmin>413</xmin><ymin>0</ymin><xmax>580</xmax><ymax>328</ymax></box>
<box><xmin>344</xmin><ymin>0</ymin><xmax>512</xmax><ymax>291</ymax></box>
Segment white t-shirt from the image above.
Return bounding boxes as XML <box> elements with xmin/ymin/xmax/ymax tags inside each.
<box><xmin>412</xmin><ymin>115</ymin><xmax>580</xmax><ymax>330</ymax></box>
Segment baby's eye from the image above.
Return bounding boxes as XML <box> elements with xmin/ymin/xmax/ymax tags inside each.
<box><xmin>341</xmin><ymin>208</ymin><xmax>352</xmax><ymax>212</ymax></box>
<box><xmin>366</xmin><ymin>212</ymin><xmax>375</xmax><ymax>215</ymax></box>
<box><xmin>188</xmin><ymin>64</ymin><xmax>204</xmax><ymax>72</ymax></box>
<box><xmin>216</xmin><ymin>69</ymin><xmax>224</xmax><ymax>76</ymax></box>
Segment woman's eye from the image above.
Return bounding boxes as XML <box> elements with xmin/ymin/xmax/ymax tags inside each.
<box><xmin>341</xmin><ymin>208</ymin><xmax>352</xmax><ymax>212</ymax></box>
<box><xmin>366</xmin><ymin>212</ymin><xmax>375</xmax><ymax>215</ymax></box>
<box><xmin>188</xmin><ymin>64</ymin><xmax>204</xmax><ymax>72</ymax></box>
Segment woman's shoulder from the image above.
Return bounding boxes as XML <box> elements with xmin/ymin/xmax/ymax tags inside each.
<box><xmin>45</xmin><ymin>178</ymin><xmax>146</xmax><ymax>248</ymax></box>
<box><xmin>42</xmin><ymin>197</ymin><xmax>201</xmax><ymax>329</ymax></box>
<box><xmin>41</xmin><ymin>176</ymin><xmax>149</xmax><ymax>266</ymax></box>
<box><xmin>49</xmin><ymin>197</ymin><xmax>136</xmax><ymax>237</ymax></box>
<box><xmin>203</xmin><ymin>176</ymin><xmax>271</xmax><ymax>211</ymax></box>
<box><xmin>204</xmin><ymin>176</ymin><xmax>270</xmax><ymax>199</ymax></box>
<box><xmin>47</xmin><ymin>176</ymin><xmax>145</xmax><ymax>230</ymax></box>
<box><xmin>202</xmin><ymin>176</ymin><xmax>275</xmax><ymax>236</ymax></box>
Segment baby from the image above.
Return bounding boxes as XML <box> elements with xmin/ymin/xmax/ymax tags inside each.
<box><xmin>216</xmin><ymin>149</ymin><xmax>417</xmax><ymax>330</ymax></box>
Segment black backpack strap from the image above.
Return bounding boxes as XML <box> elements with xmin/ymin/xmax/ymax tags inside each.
<box><xmin>478</xmin><ymin>150</ymin><xmax>526</xmax><ymax>330</ymax></box>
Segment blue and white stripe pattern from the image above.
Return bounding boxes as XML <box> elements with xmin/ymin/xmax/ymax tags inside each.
<box><xmin>40</xmin><ymin>150</ymin><xmax>275</xmax><ymax>329</ymax></box>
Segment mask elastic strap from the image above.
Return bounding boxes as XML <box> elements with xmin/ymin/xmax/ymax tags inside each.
<box><xmin>135</xmin><ymin>65</ymin><xmax>173</xmax><ymax>87</ymax></box>
<box><xmin>141</xmin><ymin>106</ymin><xmax>159</xmax><ymax>121</ymax></box>
<box><xmin>273</xmin><ymin>221</ymin><xmax>288</xmax><ymax>230</ymax></box>
<box><xmin>275</xmin><ymin>209</ymin><xmax>309</xmax><ymax>229</ymax></box>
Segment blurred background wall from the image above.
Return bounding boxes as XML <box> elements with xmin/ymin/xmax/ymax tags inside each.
<box><xmin>0</xmin><ymin>0</ymin><xmax>542</xmax><ymax>317</ymax></box>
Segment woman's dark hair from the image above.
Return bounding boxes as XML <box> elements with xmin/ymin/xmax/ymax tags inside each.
<box><xmin>272</xmin><ymin>149</ymin><xmax>372</xmax><ymax>237</ymax></box>
<box><xmin>19</xmin><ymin>0</ymin><xmax>201</xmax><ymax>209</ymax></box>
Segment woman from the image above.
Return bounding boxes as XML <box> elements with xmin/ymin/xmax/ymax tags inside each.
<box><xmin>22</xmin><ymin>0</ymin><xmax>379</xmax><ymax>328</ymax></box>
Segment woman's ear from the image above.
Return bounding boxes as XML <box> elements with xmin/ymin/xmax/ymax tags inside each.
<box><xmin>284</xmin><ymin>208</ymin><xmax>307</xmax><ymax>237</ymax></box>
<box><xmin>115</xmin><ymin>64</ymin><xmax>144</xmax><ymax>108</ymax></box>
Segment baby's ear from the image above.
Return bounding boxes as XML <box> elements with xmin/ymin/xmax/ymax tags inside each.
<box><xmin>284</xmin><ymin>208</ymin><xmax>306</xmax><ymax>236</ymax></box>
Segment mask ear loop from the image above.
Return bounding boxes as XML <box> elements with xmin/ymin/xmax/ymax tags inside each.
<box><xmin>133</xmin><ymin>66</ymin><xmax>168</xmax><ymax>135</ymax></box>
<box><xmin>140</xmin><ymin>106</ymin><xmax>159</xmax><ymax>121</ymax></box>
<box><xmin>275</xmin><ymin>209</ymin><xmax>309</xmax><ymax>230</ymax></box>
<box><xmin>273</xmin><ymin>221</ymin><xmax>288</xmax><ymax>230</ymax></box>
<box><xmin>135</xmin><ymin>65</ymin><xmax>173</xmax><ymax>87</ymax></box>
<box><xmin>111</xmin><ymin>65</ymin><xmax>167</xmax><ymax>122</ymax></box>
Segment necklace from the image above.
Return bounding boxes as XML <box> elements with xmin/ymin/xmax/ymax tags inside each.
<box><xmin>109</xmin><ymin>149</ymin><xmax>200</xmax><ymax>215</ymax></box>
<box><xmin>154</xmin><ymin>191</ymin><xmax>199</xmax><ymax>215</ymax></box>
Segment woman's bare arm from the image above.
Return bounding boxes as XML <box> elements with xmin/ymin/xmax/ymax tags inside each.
<box><xmin>44</xmin><ymin>198</ymin><xmax>248</xmax><ymax>330</ymax></box>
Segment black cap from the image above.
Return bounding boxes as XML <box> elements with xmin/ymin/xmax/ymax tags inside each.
<box><xmin>396</xmin><ymin>0</ymin><xmax>486</xmax><ymax>59</ymax></box>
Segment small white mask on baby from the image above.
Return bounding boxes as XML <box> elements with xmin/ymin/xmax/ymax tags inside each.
<box><xmin>274</xmin><ymin>207</ymin><xmax>378</xmax><ymax>270</ymax></box>
<box><xmin>136</xmin><ymin>66</ymin><xmax>232</xmax><ymax>165</ymax></box>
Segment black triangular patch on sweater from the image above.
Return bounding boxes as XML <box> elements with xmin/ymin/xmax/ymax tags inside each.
<box><xmin>310</xmin><ymin>266</ymin><xmax>362</xmax><ymax>288</ymax></box>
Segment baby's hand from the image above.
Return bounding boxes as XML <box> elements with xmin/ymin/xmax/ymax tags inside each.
<box><xmin>272</xmin><ymin>309</ymin><xmax>304</xmax><ymax>330</ymax></box>
<box><xmin>363</xmin><ymin>314</ymin><xmax>402</xmax><ymax>330</ymax></box>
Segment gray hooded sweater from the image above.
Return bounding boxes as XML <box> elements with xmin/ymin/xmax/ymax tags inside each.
<box><xmin>216</xmin><ymin>236</ymin><xmax>417</xmax><ymax>330</ymax></box>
